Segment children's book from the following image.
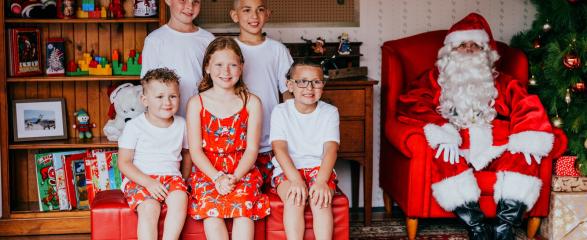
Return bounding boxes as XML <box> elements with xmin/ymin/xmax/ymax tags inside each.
<box><xmin>63</xmin><ymin>152</ymin><xmax>87</xmax><ymax>209</ymax></box>
<box><xmin>52</xmin><ymin>150</ymin><xmax>86</xmax><ymax>210</ymax></box>
<box><xmin>73</xmin><ymin>159</ymin><xmax>89</xmax><ymax>209</ymax></box>
<box><xmin>35</xmin><ymin>153</ymin><xmax>60</xmax><ymax>211</ymax></box>
<box><xmin>84</xmin><ymin>155</ymin><xmax>98</xmax><ymax>204</ymax></box>
<box><xmin>106</xmin><ymin>151</ymin><xmax>122</xmax><ymax>189</ymax></box>
<box><xmin>46</xmin><ymin>38</ymin><xmax>66</xmax><ymax>76</ymax></box>
<box><xmin>8</xmin><ymin>28</ymin><xmax>42</xmax><ymax>77</ymax></box>
<box><xmin>95</xmin><ymin>151</ymin><xmax>111</xmax><ymax>191</ymax></box>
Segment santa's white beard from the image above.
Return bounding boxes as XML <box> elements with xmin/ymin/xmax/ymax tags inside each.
<box><xmin>436</xmin><ymin>46</ymin><xmax>498</xmax><ymax>129</ymax></box>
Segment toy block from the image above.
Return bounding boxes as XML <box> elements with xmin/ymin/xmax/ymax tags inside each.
<box><xmin>88</xmin><ymin>56</ymin><xmax>112</xmax><ymax>75</ymax></box>
<box><xmin>112</xmin><ymin>50</ymin><xmax>142</xmax><ymax>76</ymax></box>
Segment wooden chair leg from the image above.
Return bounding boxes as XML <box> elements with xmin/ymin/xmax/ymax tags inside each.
<box><xmin>406</xmin><ymin>217</ymin><xmax>418</xmax><ymax>240</ymax></box>
<box><xmin>527</xmin><ymin>217</ymin><xmax>541</xmax><ymax>239</ymax></box>
<box><xmin>383</xmin><ymin>192</ymin><xmax>392</xmax><ymax>214</ymax></box>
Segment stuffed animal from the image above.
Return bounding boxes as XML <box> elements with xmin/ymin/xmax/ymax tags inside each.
<box><xmin>103</xmin><ymin>83</ymin><xmax>144</xmax><ymax>141</ymax></box>
<box><xmin>73</xmin><ymin>109</ymin><xmax>96</xmax><ymax>139</ymax></box>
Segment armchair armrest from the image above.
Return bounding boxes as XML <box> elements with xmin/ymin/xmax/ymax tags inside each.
<box><xmin>384</xmin><ymin>118</ymin><xmax>426</xmax><ymax>158</ymax></box>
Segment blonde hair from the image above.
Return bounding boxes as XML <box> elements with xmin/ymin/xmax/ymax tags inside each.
<box><xmin>141</xmin><ymin>68</ymin><xmax>180</xmax><ymax>94</ymax></box>
<box><xmin>198</xmin><ymin>36</ymin><xmax>249</xmax><ymax>103</ymax></box>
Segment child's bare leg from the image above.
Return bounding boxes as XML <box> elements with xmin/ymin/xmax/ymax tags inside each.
<box><xmin>203</xmin><ymin>217</ymin><xmax>229</xmax><ymax>240</ymax></box>
<box><xmin>277</xmin><ymin>181</ymin><xmax>305</xmax><ymax>240</ymax></box>
<box><xmin>162</xmin><ymin>190</ymin><xmax>188</xmax><ymax>240</ymax></box>
<box><xmin>232</xmin><ymin>217</ymin><xmax>254</xmax><ymax>240</ymax></box>
<box><xmin>309</xmin><ymin>190</ymin><xmax>334</xmax><ymax>240</ymax></box>
<box><xmin>137</xmin><ymin>199</ymin><xmax>161</xmax><ymax>240</ymax></box>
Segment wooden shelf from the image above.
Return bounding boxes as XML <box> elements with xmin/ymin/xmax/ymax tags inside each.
<box><xmin>5</xmin><ymin>18</ymin><xmax>159</xmax><ymax>24</ymax></box>
<box><xmin>9</xmin><ymin>137</ymin><xmax>117</xmax><ymax>150</ymax></box>
<box><xmin>292</xmin><ymin>54</ymin><xmax>363</xmax><ymax>60</ymax></box>
<box><xmin>11</xmin><ymin>209</ymin><xmax>90</xmax><ymax>219</ymax></box>
<box><xmin>7</xmin><ymin>75</ymin><xmax>140</xmax><ymax>83</ymax></box>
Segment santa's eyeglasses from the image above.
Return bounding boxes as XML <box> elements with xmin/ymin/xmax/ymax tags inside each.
<box><xmin>454</xmin><ymin>42</ymin><xmax>483</xmax><ymax>52</ymax></box>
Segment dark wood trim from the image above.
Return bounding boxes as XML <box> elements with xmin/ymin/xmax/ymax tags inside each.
<box><xmin>9</xmin><ymin>137</ymin><xmax>117</xmax><ymax>150</ymax></box>
<box><xmin>5</xmin><ymin>18</ymin><xmax>159</xmax><ymax>24</ymax></box>
<box><xmin>0</xmin><ymin>0</ymin><xmax>11</xmax><ymax>220</ymax></box>
<box><xmin>7</xmin><ymin>76</ymin><xmax>140</xmax><ymax>83</ymax></box>
<box><xmin>0</xmin><ymin>215</ymin><xmax>90</xmax><ymax>236</ymax></box>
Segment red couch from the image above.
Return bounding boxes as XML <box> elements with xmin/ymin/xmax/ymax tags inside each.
<box><xmin>91</xmin><ymin>190</ymin><xmax>265</xmax><ymax>240</ymax></box>
<box><xmin>92</xmin><ymin>189</ymin><xmax>350</xmax><ymax>240</ymax></box>
<box><xmin>379</xmin><ymin>30</ymin><xmax>567</xmax><ymax>240</ymax></box>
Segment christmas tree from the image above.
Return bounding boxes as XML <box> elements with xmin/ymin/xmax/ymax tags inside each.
<box><xmin>511</xmin><ymin>0</ymin><xmax>587</xmax><ymax>175</ymax></box>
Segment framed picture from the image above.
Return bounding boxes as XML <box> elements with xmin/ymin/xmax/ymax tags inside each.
<box><xmin>8</xmin><ymin>27</ymin><xmax>43</xmax><ymax>77</ymax></box>
<box><xmin>12</xmin><ymin>98</ymin><xmax>68</xmax><ymax>142</ymax></box>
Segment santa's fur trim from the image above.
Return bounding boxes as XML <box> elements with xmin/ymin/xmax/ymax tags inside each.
<box><xmin>461</xmin><ymin>145</ymin><xmax>507</xmax><ymax>171</ymax></box>
<box><xmin>494</xmin><ymin>171</ymin><xmax>542</xmax><ymax>210</ymax></box>
<box><xmin>508</xmin><ymin>131</ymin><xmax>554</xmax><ymax>157</ymax></box>
<box><xmin>424</xmin><ymin>123</ymin><xmax>461</xmax><ymax>149</ymax></box>
<box><xmin>444</xmin><ymin>29</ymin><xmax>489</xmax><ymax>47</ymax></box>
<box><xmin>432</xmin><ymin>169</ymin><xmax>481</xmax><ymax>211</ymax></box>
<box><xmin>462</xmin><ymin>125</ymin><xmax>507</xmax><ymax>170</ymax></box>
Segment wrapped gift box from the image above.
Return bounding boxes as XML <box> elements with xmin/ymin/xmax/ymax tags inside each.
<box><xmin>540</xmin><ymin>192</ymin><xmax>587</xmax><ymax>240</ymax></box>
<box><xmin>555</xmin><ymin>156</ymin><xmax>581</xmax><ymax>176</ymax></box>
<box><xmin>552</xmin><ymin>176</ymin><xmax>587</xmax><ymax>192</ymax></box>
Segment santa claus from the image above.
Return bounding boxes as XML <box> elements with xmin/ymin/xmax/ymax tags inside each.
<box><xmin>398</xmin><ymin>13</ymin><xmax>554</xmax><ymax>240</ymax></box>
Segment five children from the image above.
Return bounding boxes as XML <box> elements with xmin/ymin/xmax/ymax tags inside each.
<box><xmin>118</xmin><ymin>0</ymin><xmax>340</xmax><ymax>239</ymax></box>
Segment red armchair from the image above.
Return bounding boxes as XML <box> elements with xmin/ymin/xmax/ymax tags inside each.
<box><xmin>379</xmin><ymin>30</ymin><xmax>567</xmax><ymax>239</ymax></box>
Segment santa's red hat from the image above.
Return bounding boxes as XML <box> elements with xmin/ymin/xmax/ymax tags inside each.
<box><xmin>444</xmin><ymin>13</ymin><xmax>497</xmax><ymax>51</ymax></box>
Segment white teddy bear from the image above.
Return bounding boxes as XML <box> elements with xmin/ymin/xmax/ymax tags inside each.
<box><xmin>103</xmin><ymin>83</ymin><xmax>145</xmax><ymax>141</ymax></box>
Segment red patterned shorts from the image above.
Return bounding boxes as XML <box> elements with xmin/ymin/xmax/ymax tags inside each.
<box><xmin>255</xmin><ymin>151</ymin><xmax>274</xmax><ymax>190</ymax></box>
<box><xmin>272</xmin><ymin>166</ymin><xmax>337</xmax><ymax>191</ymax></box>
<box><xmin>123</xmin><ymin>175</ymin><xmax>187</xmax><ymax>211</ymax></box>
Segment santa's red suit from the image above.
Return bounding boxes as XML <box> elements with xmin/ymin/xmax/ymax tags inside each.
<box><xmin>397</xmin><ymin>13</ymin><xmax>555</xmax><ymax>240</ymax></box>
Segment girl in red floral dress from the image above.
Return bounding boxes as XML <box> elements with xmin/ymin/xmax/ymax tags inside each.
<box><xmin>185</xmin><ymin>36</ymin><xmax>269</xmax><ymax>240</ymax></box>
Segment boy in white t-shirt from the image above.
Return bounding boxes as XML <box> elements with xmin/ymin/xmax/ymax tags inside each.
<box><xmin>141</xmin><ymin>0</ymin><xmax>215</xmax><ymax>117</ymax></box>
<box><xmin>230</xmin><ymin>0</ymin><xmax>294</xmax><ymax>188</ymax></box>
<box><xmin>270</xmin><ymin>62</ymin><xmax>340</xmax><ymax>240</ymax></box>
<box><xmin>118</xmin><ymin>68</ymin><xmax>189</xmax><ymax>240</ymax></box>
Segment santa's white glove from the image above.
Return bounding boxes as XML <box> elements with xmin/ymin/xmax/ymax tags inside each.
<box><xmin>523</xmin><ymin>152</ymin><xmax>542</xmax><ymax>165</ymax></box>
<box><xmin>435</xmin><ymin>143</ymin><xmax>460</xmax><ymax>165</ymax></box>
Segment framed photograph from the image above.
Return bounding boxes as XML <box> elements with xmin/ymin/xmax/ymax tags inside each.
<box><xmin>12</xmin><ymin>98</ymin><xmax>68</xmax><ymax>142</ymax></box>
<box><xmin>8</xmin><ymin>27</ymin><xmax>43</xmax><ymax>77</ymax></box>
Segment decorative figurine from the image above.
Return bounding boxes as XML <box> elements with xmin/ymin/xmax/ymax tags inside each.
<box><xmin>108</xmin><ymin>0</ymin><xmax>123</xmax><ymax>18</ymax></box>
<box><xmin>337</xmin><ymin>32</ymin><xmax>351</xmax><ymax>55</ymax></box>
<box><xmin>134</xmin><ymin>0</ymin><xmax>157</xmax><ymax>17</ymax></box>
<box><xmin>312</xmin><ymin>37</ymin><xmax>326</xmax><ymax>55</ymax></box>
<box><xmin>73</xmin><ymin>109</ymin><xmax>96</xmax><ymax>139</ymax></box>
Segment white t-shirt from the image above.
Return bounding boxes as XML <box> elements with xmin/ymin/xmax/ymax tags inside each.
<box><xmin>118</xmin><ymin>113</ymin><xmax>188</xmax><ymax>188</ymax></box>
<box><xmin>236</xmin><ymin>37</ymin><xmax>293</xmax><ymax>152</ymax></box>
<box><xmin>140</xmin><ymin>25</ymin><xmax>215</xmax><ymax>117</ymax></box>
<box><xmin>269</xmin><ymin>100</ymin><xmax>340</xmax><ymax>178</ymax></box>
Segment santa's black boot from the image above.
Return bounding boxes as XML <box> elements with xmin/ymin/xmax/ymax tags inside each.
<box><xmin>494</xmin><ymin>199</ymin><xmax>527</xmax><ymax>240</ymax></box>
<box><xmin>453</xmin><ymin>201</ymin><xmax>491</xmax><ymax>240</ymax></box>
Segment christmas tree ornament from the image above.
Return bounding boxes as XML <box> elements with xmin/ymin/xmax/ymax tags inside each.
<box><xmin>572</xmin><ymin>81</ymin><xmax>585</xmax><ymax>92</ymax></box>
<box><xmin>567</xmin><ymin>0</ymin><xmax>581</xmax><ymax>4</ymax></box>
<box><xmin>542</xmin><ymin>22</ymin><xmax>552</xmax><ymax>32</ymax></box>
<box><xmin>565</xmin><ymin>88</ymin><xmax>572</xmax><ymax>104</ymax></box>
<box><xmin>563</xmin><ymin>51</ymin><xmax>581</xmax><ymax>69</ymax></box>
<box><xmin>584</xmin><ymin>138</ymin><xmax>587</xmax><ymax>149</ymax></box>
<box><xmin>552</xmin><ymin>115</ymin><xmax>563</xmax><ymax>128</ymax></box>
<box><xmin>529</xmin><ymin>75</ymin><xmax>538</xmax><ymax>86</ymax></box>
<box><xmin>532</xmin><ymin>37</ymin><xmax>541</xmax><ymax>49</ymax></box>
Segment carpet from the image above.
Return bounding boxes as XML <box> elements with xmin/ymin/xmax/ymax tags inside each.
<box><xmin>350</xmin><ymin>218</ymin><xmax>543</xmax><ymax>239</ymax></box>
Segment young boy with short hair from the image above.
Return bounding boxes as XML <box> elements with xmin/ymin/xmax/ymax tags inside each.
<box><xmin>118</xmin><ymin>68</ymin><xmax>189</xmax><ymax>240</ymax></box>
<box><xmin>230</xmin><ymin>0</ymin><xmax>294</xmax><ymax>188</ymax></box>
<box><xmin>270</xmin><ymin>62</ymin><xmax>340</xmax><ymax>240</ymax></box>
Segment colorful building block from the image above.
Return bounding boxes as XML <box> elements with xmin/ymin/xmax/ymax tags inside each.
<box><xmin>112</xmin><ymin>50</ymin><xmax>142</xmax><ymax>76</ymax></box>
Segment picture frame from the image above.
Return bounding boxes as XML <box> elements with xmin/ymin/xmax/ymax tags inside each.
<box><xmin>12</xmin><ymin>98</ymin><xmax>68</xmax><ymax>142</ymax></box>
<box><xmin>8</xmin><ymin>27</ymin><xmax>43</xmax><ymax>77</ymax></box>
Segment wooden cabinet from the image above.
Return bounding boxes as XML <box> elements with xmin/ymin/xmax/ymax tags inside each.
<box><xmin>323</xmin><ymin>79</ymin><xmax>376</xmax><ymax>226</ymax></box>
<box><xmin>0</xmin><ymin>1</ymin><xmax>167</xmax><ymax>235</ymax></box>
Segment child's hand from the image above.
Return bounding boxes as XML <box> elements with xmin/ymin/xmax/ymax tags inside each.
<box><xmin>215</xmin><ymin>175</ymin><xmax>235</xmax><ymax>195</ymax></box>
<box><xmin>287</xmin><ymin>180</ymin><xmax>308</xmax><ymax>207</ymax></box>
<box><xmin>309</xmin><ymin>181</ymin><xmax>332</xmax><ymax>209</ymax></box>
<box><xmin>145</xmin><ymin>179</ymin><xmax>168</xmax><ymax>201</ymax></box>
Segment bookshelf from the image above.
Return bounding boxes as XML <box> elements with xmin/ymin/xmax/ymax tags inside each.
<box><xmin>0</xmin><ymin>0</ymin><xmax>166</xmax><ymax>236</ymax></box>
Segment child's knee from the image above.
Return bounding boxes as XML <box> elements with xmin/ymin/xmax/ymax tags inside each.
<box><xmin>137</xmin><ymin>199</ymin><xmax>161</xmax><ymax>216</ymax></box>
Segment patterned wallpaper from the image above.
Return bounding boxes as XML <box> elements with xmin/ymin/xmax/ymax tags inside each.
<box><xmin>208</xmin><ymin>0</ymin><xmax>537</xmax><ymax>207</ymax></box>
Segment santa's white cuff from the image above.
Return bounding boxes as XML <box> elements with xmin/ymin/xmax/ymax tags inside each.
<box><xmin>424</xmin><ymin>123</ymin><xmax>461</xmax><ymax>149</ymax></box>
<box><xmin>494</xmin><ymin>171</ymin><xmax>542</xmax><ymax>210</ymax></box>
<box><xmin>431</xmin><ymin>169</ymin><xmax>481</xmax><ymax>211</ymax></box>
<box><xmin>508</xmin><ymin>131</ymin><xmax>554</xmax><ymax>157</ymax></box>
